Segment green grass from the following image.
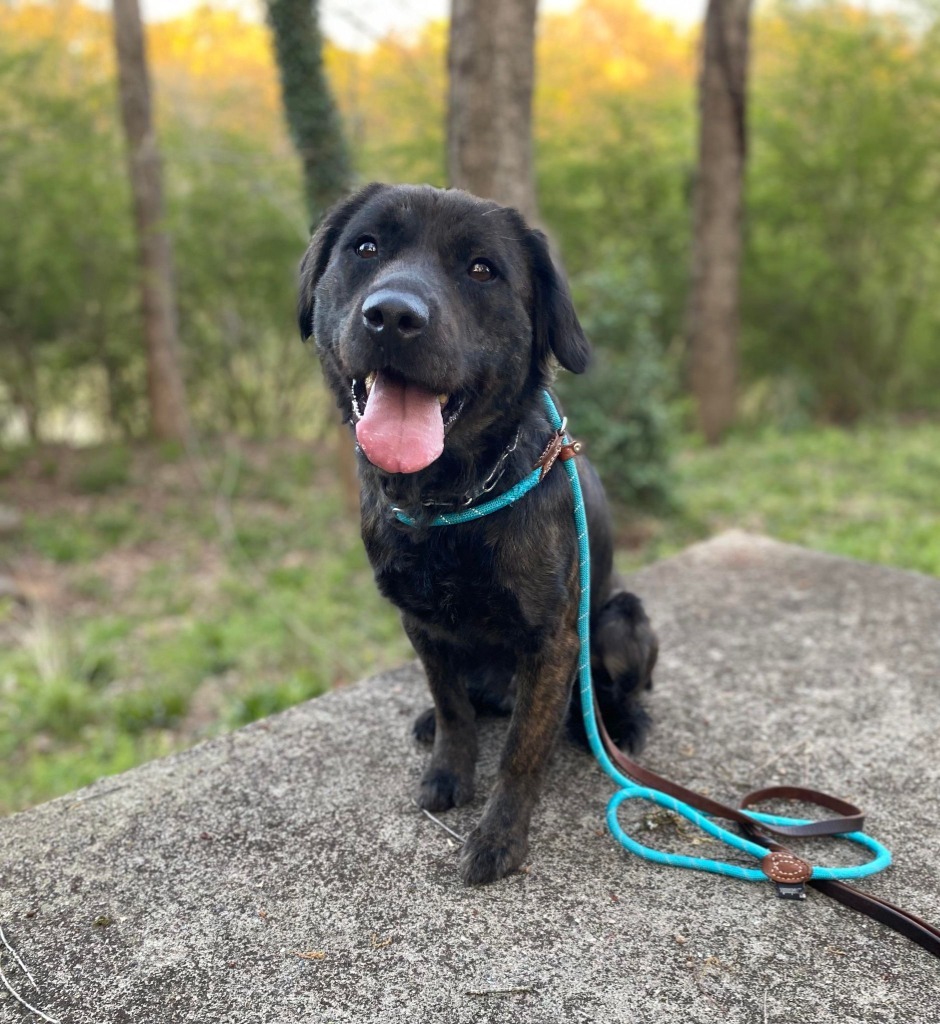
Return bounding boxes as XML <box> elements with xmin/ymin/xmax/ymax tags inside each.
<box><xmin>71</xmin><ymin>444</ymin><xmax>132</xmax><ymax>494</ymax></box>
<box><xmin>0</xmin><ymin>440</ymin><xmax>411</xmax><ymax>814</ymax></box>
<box><xmin>1</xmin><ymin>421</ymin><xmax>938</xmax><ymax>815</ymax></box>
<box><xmin>616</xmin><ymin>420</ymin><xmax>940</xmax><ymax>576</ymax></box>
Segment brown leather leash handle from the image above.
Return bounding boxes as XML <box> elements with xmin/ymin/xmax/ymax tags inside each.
<box><xmin>739</xmin><ymin>785</ymin><xmax>865</xmax><ymax>837</ymax></box>
<box><xmin>593</xmin><ymin>697</ymin><xmax>940</xmax><ymax>960</ymax></box>
<box><xmin>594</xmin><ymin>697</ymin><xmax>864</xmax><ymax>841</ymax></box>
<box><xmin>808</xmin><ymin>879</ymin><xmax>940</xmax><ymax>958</ymax></box>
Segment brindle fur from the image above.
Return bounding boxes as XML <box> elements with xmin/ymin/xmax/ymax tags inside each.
<box><xmin>298</xmin><ymin>184</ymin><xmax>658</xmax><ymax>884</ymax></box>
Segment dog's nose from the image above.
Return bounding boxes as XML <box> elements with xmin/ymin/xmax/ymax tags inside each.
<box><xmin>361</xmin><ymin>289</ymin><xmax>429</xmax><ymax>341</ymax></box>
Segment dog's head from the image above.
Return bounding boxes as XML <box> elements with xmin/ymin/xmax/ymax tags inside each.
<box><xmin>298</xmin><ymin>183</ymin><xmax>589</xmax><ymax>477</ymax></box>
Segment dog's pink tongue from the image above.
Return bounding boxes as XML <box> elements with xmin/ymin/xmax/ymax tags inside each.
<box><xmin>356</xmin><ymin>372</ymin><xmax>445</xmax><ymax>474</ymax></box>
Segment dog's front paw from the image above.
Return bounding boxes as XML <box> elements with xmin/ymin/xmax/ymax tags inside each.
<box><xmin>458</xmin><ymin>827</ymin><xmax>528</xmax><ymax>885</ymax></box>
<box><xmin>418</xmin><ymin>766</ymin><xmax>474</xmax><ymax>812</ymax></box>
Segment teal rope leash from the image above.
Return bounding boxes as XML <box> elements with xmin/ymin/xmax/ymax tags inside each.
<box><xmin>393</xmin><ymin>388</ymin><xmax>892</xmax><ymax>886</ymax></box>
<box><xmin>541</xmin><ymin>389</ymin><xmax>891</xmax><ymax>885</ymax></box>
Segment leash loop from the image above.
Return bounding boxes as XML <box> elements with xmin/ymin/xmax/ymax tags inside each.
<box><xmin>604</xmin><ymin>788</ymin><xmax>890</xmax><ymax>883</ymax></box>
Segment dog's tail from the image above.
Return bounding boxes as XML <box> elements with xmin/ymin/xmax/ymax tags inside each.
<box><xmin>566</xmin><ymin>590</ymin><xmax>658</xmax><ymax>752</ymax></box>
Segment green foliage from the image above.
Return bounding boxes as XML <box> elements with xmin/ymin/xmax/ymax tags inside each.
<box><xmin>163</xmin><ymin>117</ymin><xmax>318</xmax><ymax>439</ymax></box>
<box><xmin>0</xmin><ymin>446</ymin><xmax>28</xmax><ymax>480</ymax></box>
<box><xmin>559</xmin><ymin>255</ymin><xmax>677</xmax><ymax>508</ymax></box>
<box><xmin>346</xmin><ymin>22</ymin><xmax>448</xmax><ymax>188</ymax></box>
<box><xmin>338</xmin><ymin>2</ymin><xmax>940</xmax><ymax>431</ymax></box>
<box><xmin>73</xmin><ymin>445</ymin><xmax>132</xmax><ymax>494</ymax></box>
<box><xmin>3</xmin><ymin>424</ymin><xmax>939</xmax><ymax>814</ymax></box>
<box><xmin>5</xmin><ymin>1</ymin><xmax>940</xmax><ymax>442</ymax></box>
<box><xmin>6</xmin><ymin>732</ymin><xmax>171</xmax><ymax>815</ymax></box>
<box><xmin>0</xmin><ymin>19</ymin><xmax>318</xmax><ymax>444</ymax></box>
<box><xmin>112</xmin><ymin>685</ymin><xmax>191</xmax><ymax>735</ymax></box>
<box><xmin>4</xmin><ymin>0</ymin><xmax>940</xmax><ymax>821</ymax></box>
<box><xmin>30</xmin><ymin>676</ymin><xmax>98</xmax><ymax>740</ymax></box>
<box><xmin>157</xmin><ymin>439</ymin><xmax>185</xmax><ymax>463</ymax></box>
<box><xmin>25</xmin><ymin>499</ymin><xmax>151</xmax><ymax>562</ymax></box>
<box><xmin>538</xmin><ymin>90</ymin><xmax>695</xmax><ymax>352</ymax></box>
<box><xmin>25</xmin><ymin>517</ymin><xmax>102</xmax><ymax>563</ymax></box>
<box><xmin>0</xmin><ymin>38</ymin><xmax>138</xmax><ymax>441</ymax></box>
<box><xmin>744</xmin><ymin>2</ymin><xmax>940</xmax><ymax>420</ymax></box>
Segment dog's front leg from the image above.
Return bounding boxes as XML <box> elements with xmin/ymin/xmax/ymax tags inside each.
<box><xmin>459</xmin><ymin>624</ymin><xmax>579</xmax><ymax>885</ymax></box>
<box><xmin>405</xmin><ymin>621</ymin><xmax>479</xmax><ymax>812</ymax></box>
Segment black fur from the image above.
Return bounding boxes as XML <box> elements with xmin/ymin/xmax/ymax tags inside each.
<box><xmin>299</xmin><ymin>184</ymin><xmax>658</xmax><ymax>884</ymax></box>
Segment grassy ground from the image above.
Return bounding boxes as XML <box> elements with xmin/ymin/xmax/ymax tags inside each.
<box><xmin>615</xmin><ymin>420</ymin><xmax>940</xmax><ymax>576</ymax></box>
<box><xmin>1</xmin><ymin>419</ymin><xmax>938</xmax><ymax>815</ymax></box>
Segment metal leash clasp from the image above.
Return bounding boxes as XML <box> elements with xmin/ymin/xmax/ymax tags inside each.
<box><xmin>536</xmin><ymin>417</ymin><xmax>582</xmax><ymax>481</ymax></box>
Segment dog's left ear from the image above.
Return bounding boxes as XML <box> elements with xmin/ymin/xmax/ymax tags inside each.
<box><xmin>298</xmin><ymin>182</ymin><xmax>386</xmax><ymax>342</ymax></box>
<box><xmin>524</xmin><ymin>229</ymin><xmax>591</xmax><ymax>374</ymax></box>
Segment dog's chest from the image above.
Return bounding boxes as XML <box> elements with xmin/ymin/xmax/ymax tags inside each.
<box><xmin>367</xmin><ymin>526</ymin><xmax>537</xmax><ymax>642</ymax></box>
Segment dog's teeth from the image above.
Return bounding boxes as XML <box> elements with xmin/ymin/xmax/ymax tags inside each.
<box><xmin>365</xmin><ymin>372</ymin><xmax>377</xmax><ymax>394</ymax></box>
<box><xmin>438</xmin><ymin>394</ymin><xmax>448</xmax><ymax>406</ymax></box>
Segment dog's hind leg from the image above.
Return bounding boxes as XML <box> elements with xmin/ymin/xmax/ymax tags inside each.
<box><xmin>567</xmin><ymin>589</ymin><xmax>658</xmax><ymax>752</ymax></box>
<box><xmin>413</xmin><ymin>658</ymin><xmax>515</xmax><ymax>745</ymax></box>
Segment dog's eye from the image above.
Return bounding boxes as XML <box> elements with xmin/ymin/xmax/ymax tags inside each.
<box><xmin>468</xmin><ymin>260</ymin><xmax>495</xmax><ymax>282</ymax></box>
<box><xmin>356</xmin><ymin>237</ymin><xmax>378</xmax><ymax>259</ymax></box>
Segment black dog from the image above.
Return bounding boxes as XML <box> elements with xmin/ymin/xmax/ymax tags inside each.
<box><xmin>298</xmin><ymin>183</ymin><xmax>657</xmax><ymax>884</ymax></box>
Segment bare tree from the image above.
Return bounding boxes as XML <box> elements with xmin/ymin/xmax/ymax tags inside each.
<box><xmin>112</xmin><ymin>0</ymin><xmax>190</xmax><ymax>442</ymax></box>
<box><xmin>447</xmin><ymin>0</ymin><xmax>539</xmax><ymax>223</ymax></box>
<box><xmin>686</xmin><ymin>0</ymin><xmax>754</xmax><ymax>444</ymax></box>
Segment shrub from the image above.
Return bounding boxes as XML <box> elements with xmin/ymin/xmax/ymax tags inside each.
<box><xmin>73</xmin><ymin>445</ymin><xmax>132</xmax><ymax>494</ymax></box>
<box><xmin>744</xmin><ymin>4</ymin><xmax>940</xmax><ymax>420</ymax></box>
<box><xmin>558</xmin><ymin>255</ymin><xmax>676</xmax><ymax>509</ymax></box>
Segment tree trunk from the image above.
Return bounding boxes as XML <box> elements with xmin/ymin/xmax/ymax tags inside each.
<box><xmin>447</xmin><ymin>0</ymin><xmax>539</xmax><ymax>224</ymax></box>
<box><xmin>8</xmin><ymin>338</ymin><xmax>40</xmax><ymax>443</ymax></box>
<box><xmin>686</xmin><ymin>0</ymin><xmax>753</xmax><ymax>444</ymax></box>
<box><xmin>266</xmin><ymin>0</ymin><xmax>352</xmax><ymax>227</ymax></box>
<box><xmin>112</xmin><ymin>0</ymin><xmax>190</xmax><ymax>443</ymax></box>
<box><xmin>266</xmin><ymin>0</ymin><xmax>356</xmax><ymax>508</ymax></box>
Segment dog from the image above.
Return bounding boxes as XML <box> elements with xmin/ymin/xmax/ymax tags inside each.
<box><xmin>298</xmin><ymin>183</ymin><xmax>658</xmax><ymax>884</ymax></box>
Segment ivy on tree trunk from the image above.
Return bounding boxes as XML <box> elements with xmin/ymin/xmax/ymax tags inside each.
<box><xmin>266</xmin><ymin>0</ymin><xmax>352</xmax><ymax>227</ymax></box>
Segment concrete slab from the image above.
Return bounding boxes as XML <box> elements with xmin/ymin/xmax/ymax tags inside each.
<box><xmin>1</xmin><ymin>532</ymin><xmax>938</xmax><ymax>1023</ymax></box>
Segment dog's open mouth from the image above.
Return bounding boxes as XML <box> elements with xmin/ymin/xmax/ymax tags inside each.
<box><xmin>350</xmin><ymin>370</ymin><xmax>463</xmax><ymax>474</ymax></box>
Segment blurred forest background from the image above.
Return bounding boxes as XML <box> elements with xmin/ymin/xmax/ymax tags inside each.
<box><xmin>1</xmin><ymin>0</ymin><xmax>939</xmax><ymax>813</ymax></box>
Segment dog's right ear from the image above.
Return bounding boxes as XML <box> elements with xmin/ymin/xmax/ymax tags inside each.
<box><xmin>298</xmin><ymin>182</ymin><xmax>386</xmax><ymax>342</ymax></box>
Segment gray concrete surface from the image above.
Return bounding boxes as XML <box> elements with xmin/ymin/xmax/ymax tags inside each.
<box><xmin>1</xmin><ymin>532</ymin><xmax>938</xmax><ymax>1023</ymax></box>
